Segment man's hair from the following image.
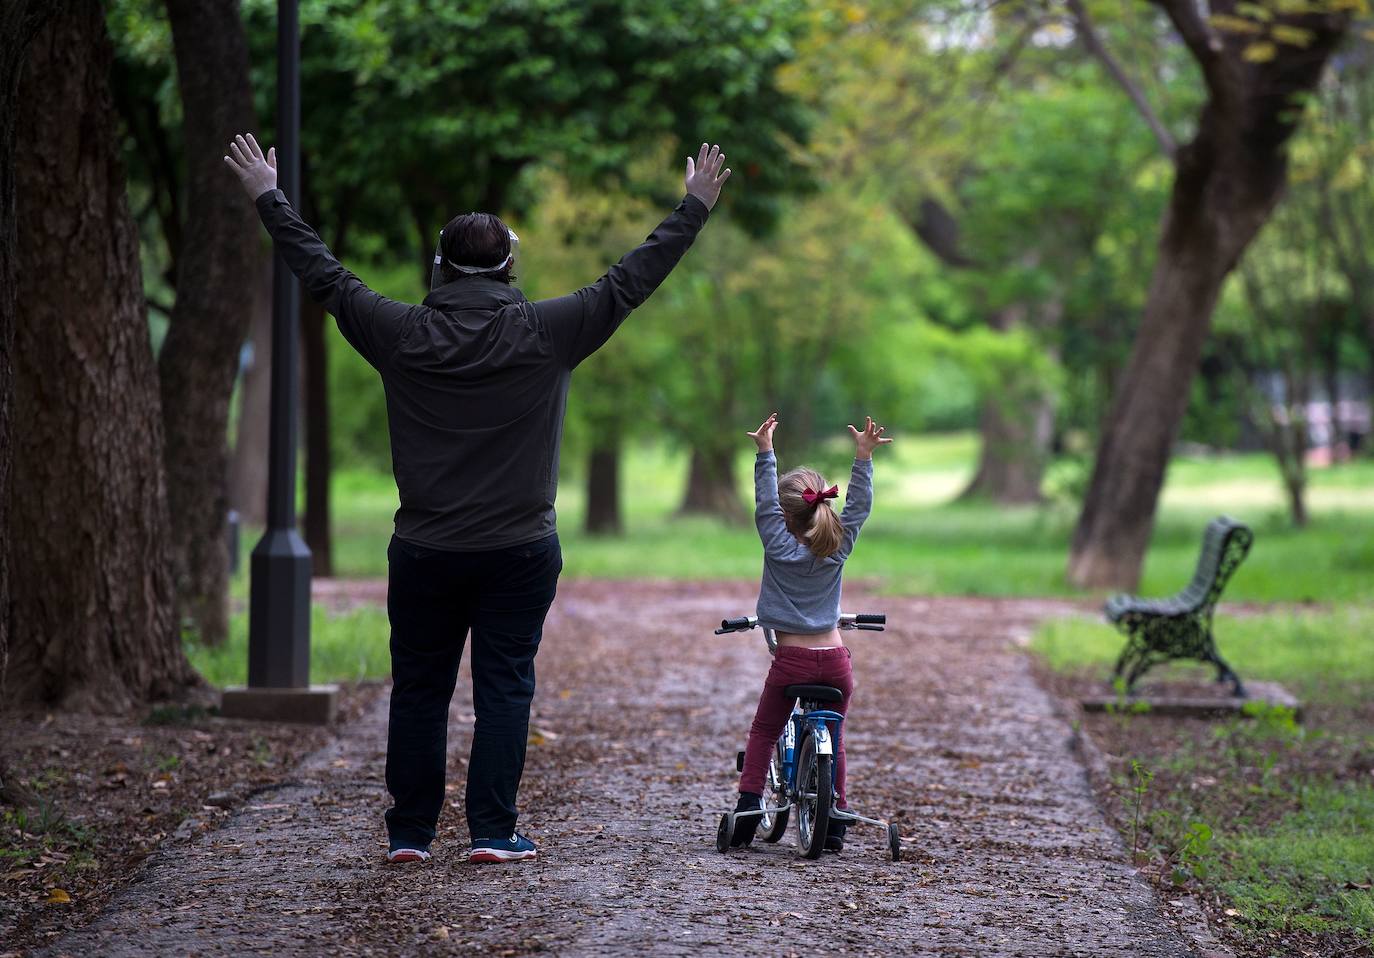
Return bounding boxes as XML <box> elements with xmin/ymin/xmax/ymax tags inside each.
<box><xmin>439</xmin><ymin>212</ymin><xmax>515</xmax><ymax>285</ymax></box>
<box><xmin>777</xmin><ymin>466</ymin><xmax>843</xmax><ymax>559</ymax></box>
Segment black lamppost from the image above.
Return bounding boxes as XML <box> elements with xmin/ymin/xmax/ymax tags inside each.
<box><xmin>224</xmin><ymin>0</ymin><xmax>334</xmax><ymax>723</ymax></box>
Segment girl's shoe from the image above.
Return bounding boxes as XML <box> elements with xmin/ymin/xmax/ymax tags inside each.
<box><xmin>824</xmin><ymin>818</ymin><xmax>847</xmax><ymax>853</ymax></box>
<box><xmin>386</xmin><ymin>846</ymin><xmax>432</xmax><ymax>864</ymax></box>
<box><xmin>468</xmin><ymin>833</ymin><xmax>538</xmax><ymax>863</ymax></box>
<box><xmin>731</xmin><ymin>792</ymin><xmax>763</xmax><ymax>847</ymax></box>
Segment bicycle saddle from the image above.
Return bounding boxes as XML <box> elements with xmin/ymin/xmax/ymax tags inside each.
<box><xmin>785</xmin><ymin>684</ymin><xmax>843</xmax><ymax>703</ymax></box>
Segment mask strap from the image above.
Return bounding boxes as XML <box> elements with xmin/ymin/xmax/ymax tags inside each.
<box><xmin>429</xmin><ymin>229</ymin><xmax>445</xmax><ymax>291</ymax></box>
<box><xmin>431</xmin><ymin>226</ymin><xmax>520</xmax><ymax>287</ymax></box>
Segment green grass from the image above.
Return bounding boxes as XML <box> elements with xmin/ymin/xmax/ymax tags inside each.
<box><xmin>1219</xmin><ymin>785</ymin><xmax>1374</xmax><ymax>939</ymax></box>
<box><xmin>321</xmin><ymin>433</ymin><xmax>1374</xmax><ymax>602</ymax></box>
<box><xmin>188</xmin><ymin>604</ymin><xmax>392</xmax><ymax>687</ymax></box>
<box><xmin>1033</xmin><ymin>607</ymin><xmax>1374</xmax><ymax>704</ymax></box>
<box><xmin>1032</xmin><ymin>607</ymin><xmax>1374</xmax><ymax>948</ymax></box>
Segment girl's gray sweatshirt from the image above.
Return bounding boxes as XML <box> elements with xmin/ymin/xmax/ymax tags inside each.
<box><xmin>753</xmin><ymin>450</ymin><xmax>873</xmax><ymax>635</ymax></box>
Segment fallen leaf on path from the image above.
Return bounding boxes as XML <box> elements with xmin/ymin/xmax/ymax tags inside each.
<box><xmin>45</xmin><ymin>888</ymin><xmax>71</xmax><ymax>904</ymax></box>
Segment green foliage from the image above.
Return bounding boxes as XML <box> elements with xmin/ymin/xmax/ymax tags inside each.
<box><xmin>242</xmin><ymin>0</ymin><xmax>813</xmax><ymax>251</ymax></box>
<box><xmin>325</xmin><ymin>259</ymin><xmax>422</xmax><ymax>470</ymax></box>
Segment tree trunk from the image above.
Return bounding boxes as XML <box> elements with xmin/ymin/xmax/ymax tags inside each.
<box><xmin>1068</xmin><ymin>212</ymin><xmax>1252</xmax><ymax>589</ymax></box>
<box><xmin>301</xmin><ymin>295</ymin><xmax>333</xmax><ymax>575</ymax></box>
<box><xmin>960</xmin><ymin>302</ymin><xmax>1056</xmax><ymax>504</ymax></box>
<box><xmin>584</xmin><ymin>443</ymin><xmax>623</xmax><ymax>536</ymax></box>
<box><xmin>1068</xmin><ymin>18</ymin><xmax>1346</xmax><ymax>589</ymax></box>
<box><xmin>0</xmin><ymin>0</ymin><xmax>65</xmax><ymax>709</ymax></box>
<box><xmin>229</xmin><ymin>259</ymin><xmax>273</xmax><ymax>525</ymax></box>
<box><xmin>1283</xmin><ymin>466</ymin><xmax>1308</xmax><ymax>528</ymax></box>
<box><xmin>960</xmin><ymin>393</ymin><xmax>1054</xmax><ymax>504</ymax></box>
<box><xmin>678</xmin><ymin>446</ymin><xmax>745</xmax><ymax>523</ymax></box>
<box><xmin>6</xmin><ymin>0</ymin><xmax>196</xmax><ymax>710</ymax></box>
<box><xmin>157</xmin><ymin>0</ymin><xmax>262</xmax><ymax>645</ymax></box>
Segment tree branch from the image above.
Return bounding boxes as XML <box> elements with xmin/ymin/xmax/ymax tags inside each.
<box><xmin>1066</xmin><ymin>0</ymin><xmax>1177</xmax><ymax>159</ymax></box>
<box><xmin>1150</xmin><ymin>0</ymin><xmax>1230</xmax><ymax>100</ymax></box>
<box><xmin>906</xmin><ymin>197</ymin><xmax>977</xmax><ymax>269</ymax></box>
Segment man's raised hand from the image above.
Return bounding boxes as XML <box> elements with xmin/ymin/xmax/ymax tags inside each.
<box><xmin>685</xmin><ymin>143</ymin><xmax>731</xmax><ymax>211</ymax></box>
<box><xmin>224</xmin><ymin>133</ymin><xmax>277</xmax><ymax>201</ymax></box>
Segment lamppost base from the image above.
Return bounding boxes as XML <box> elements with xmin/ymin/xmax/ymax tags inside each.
<box><xmin>220</xmin><ymin>684</ymin><xmax>339</xmax><ymax>725</ymax></box>
<box><xmin>247</xmin><ymin>526</ymin><xmax>312</xmax><ymax>687</ymax></box>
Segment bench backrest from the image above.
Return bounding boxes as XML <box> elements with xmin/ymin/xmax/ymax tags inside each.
<box><xmin>1179</xmin><ymin>516</ymin><xmax>1253</xmax><ymax>610</ymax></box>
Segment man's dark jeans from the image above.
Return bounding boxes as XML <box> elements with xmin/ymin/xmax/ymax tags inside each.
<box><xmin>384</xmin><ymin>532</ymin><xmax>561</xmax><ymax>849</ymax></box>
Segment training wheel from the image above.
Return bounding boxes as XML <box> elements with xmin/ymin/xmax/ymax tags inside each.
<box><xmin>887</xmin><ymin>823</ymin><xmax>901</xmax><ymax>862</ymax></box>
<box><xmin>716</xmin><ymin>813</ymin><xmax>733</xmax><ymax>853</ymax></box>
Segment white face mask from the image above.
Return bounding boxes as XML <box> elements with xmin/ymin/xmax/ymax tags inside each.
<box><xmin>430</xmin><ymin>226</ymin><xmax>520</xmax><ymax>290</ymax></box>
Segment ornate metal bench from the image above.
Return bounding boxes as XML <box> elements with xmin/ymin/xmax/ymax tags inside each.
<box><xmin>1104</xmin><ymin>516</ymin><xmax>1254</xmax><ymax>697</ymax></box>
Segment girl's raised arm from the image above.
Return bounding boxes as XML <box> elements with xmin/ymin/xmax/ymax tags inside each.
<box><xmin>838</xmin><ymin>417</ymin><xmax>891</xmax><ymax>558</ymax></box>
<box><xmin>748</xmin><ymin>414</ymin><xmax>794</xmax><ymax>557</ymax></box>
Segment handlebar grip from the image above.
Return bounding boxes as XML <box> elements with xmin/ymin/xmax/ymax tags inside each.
<box><xmin>855</xmin><ymin>613</ymin><xmax>886</xmax><ymax>625</ymax></box>
<box><xmin>719</xmin><ymin>617</ymin><xmax>753</xmax><ymax>632</ymax></box>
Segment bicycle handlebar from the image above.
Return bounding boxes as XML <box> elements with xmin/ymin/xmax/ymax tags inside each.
<box><xmin>715</xmin><ymin>613</ymin><xmax>886</xmax><ymax>634</ymax></box>
<box><xmin>715</xmin><ymin>616</ymin><xmax>758</xmax><ymax>635</ymax></box>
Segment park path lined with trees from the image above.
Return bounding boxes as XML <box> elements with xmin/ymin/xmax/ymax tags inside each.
<box><xmin>43</xmin><ymin>584</ymin><xmax>1221</xmax><ymax>957</ymax></box>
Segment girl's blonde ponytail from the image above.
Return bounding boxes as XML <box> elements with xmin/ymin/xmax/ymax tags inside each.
<box><xmin>807</xmin><ymin>503</ymin><xmax>843</xmax><ymax>559</ymax></box>
<box><xmin>777</xmin><ymin>466</ymin><xmax>844</xmax><ymax>559</ymax></box>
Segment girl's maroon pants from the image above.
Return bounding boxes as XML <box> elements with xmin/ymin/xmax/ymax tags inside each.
<box><xmin>738</xmin><ymin>645</ymin><xmax>853</xmax><ymax>807</ymax></box>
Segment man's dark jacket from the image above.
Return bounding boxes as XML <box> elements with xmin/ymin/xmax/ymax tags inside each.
<box><xmin>255</xmin><ymin>189</ymin><xmax>710</xmax><ymax>549</ymax></box>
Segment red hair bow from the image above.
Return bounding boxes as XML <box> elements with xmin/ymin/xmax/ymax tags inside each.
<box><xmin>802</xmin><ymin>485</ymin><xmax>839</xmax><ymax>506</ymax></box>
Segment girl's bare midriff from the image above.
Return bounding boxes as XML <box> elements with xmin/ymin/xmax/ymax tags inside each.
<box><xmin>776</xmin><ymin>628</ymin><xmax>844</xmax><ymax>649</ymax></box>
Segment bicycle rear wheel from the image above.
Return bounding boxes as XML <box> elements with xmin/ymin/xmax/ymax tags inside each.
<box><xmin>757</xmin><ymin>741</ymin><xmax>789</xmax><ymax>843</ymax></box>
<box><xmin>796</xmin><ymin>733</ymin><xmax>831</xmax><ymax>859</ymax></box>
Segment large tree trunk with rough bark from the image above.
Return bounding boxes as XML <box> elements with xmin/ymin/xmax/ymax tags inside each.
<box><xmin>679</xmin><ymin>446</ymin><xmax>745</xmax><ymax>523</ymax></box>
<box><xmin>229</xmin><ymin>260</ymin><xmax>273</xmax><ymax>525</ymax></box>
<box><xmin>585</xmin><ymin>444</ymin><xmax>623</xmax><ymax>535</ymax></box>
<box><xmin>156</xmin><ymin>0</ymin><xmax>262</xmax><ymax>645</ymax></box>
<box><xmin>0</xmin><ymin>0</ymin><xmax>65</xmax><ymax>715</ymax></box>
<box><xmin>302</xmin><ymin>296</ymin><xmax>333</xmax><ymax>575</ymax></box>
<box><xmin>1068</xmin><ymin>6</ymin><xmax>1347</xmax><ymax>589</ymax></box>
<box><xmin>6</xmin><ymin>0</ymin><xmax>196</xmax><ymax>710</ymax></box>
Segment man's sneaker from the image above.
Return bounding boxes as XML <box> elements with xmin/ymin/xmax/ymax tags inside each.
<box><xmin>468</xmin><ymin>833</ymin><xmax>538</xmax><ymax>863</ymax></box>
<box><xmin>731</xmin><ymin>792</ymin><xmax>762</xmax><ymax>847</ymax></box>
<box><xmin>825</xmin><ymin>817</ymin><xmax>848</xmax><ymax>854</ymax></box>
<box><xmin>386</xmin><ymin>846</ymin><xmax>432</xmax><ymax>864</ymax></box>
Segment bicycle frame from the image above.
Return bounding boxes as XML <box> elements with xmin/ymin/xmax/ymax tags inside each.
<box><xmin>715</xmin><ymin>610</ymin><xmax>902</xmax><ymax>860</ymax></box>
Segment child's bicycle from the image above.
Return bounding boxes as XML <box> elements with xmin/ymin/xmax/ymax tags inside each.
<box><xmin>713</xmin><ymin>612</ymin><xmax>902</xmax><ymax>861</ymax></box>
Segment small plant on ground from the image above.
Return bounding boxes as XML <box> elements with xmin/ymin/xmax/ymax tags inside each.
<box><xmin>1128</xmin><ymin>759</ymin><xmax>1154</xmax><ymax>865</ymax></box>
<box><xmin>1172</xmin><ymin>820</ymin><xmax>1214</xmax><ymax>885</ymax></box>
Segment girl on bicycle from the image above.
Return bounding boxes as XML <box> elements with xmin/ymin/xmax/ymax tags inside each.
<box><xmin>732</xmin><ymin>412</ymin><xmax>891</xmax><ymax>852</ymax></box>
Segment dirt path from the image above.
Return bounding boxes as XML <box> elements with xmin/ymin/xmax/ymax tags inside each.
<box><xmin>46</xmin><ymin>583</ymin><xmax>1216</xmax><ymax>957</ymax></box>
